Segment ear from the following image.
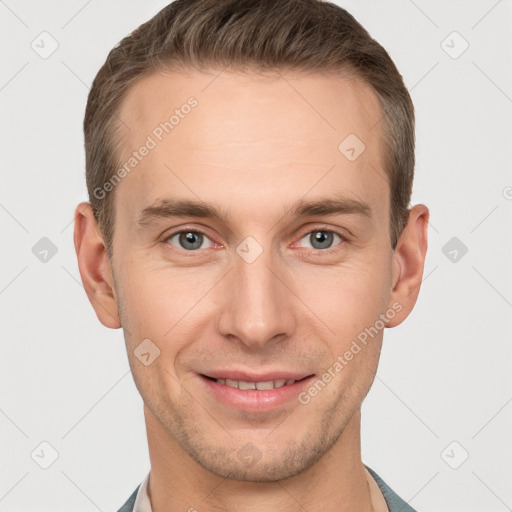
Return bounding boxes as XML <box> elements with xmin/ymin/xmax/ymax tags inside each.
<box><xmin>385</xmin><ymin>204</ymin><xmax>429</xmax><ymax>327</ymax></box>
<box><xmin>73</xmin><ymin>202</ymin><xmax>121</xmax><ymax>329</ymax></box>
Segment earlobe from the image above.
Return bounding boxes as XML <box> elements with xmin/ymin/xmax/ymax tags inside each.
<box><xmin>73</xmin><ymin>202</ymin><xmax>121</xmax><ymax>329</ymax></box>
<box><xmin>385</xmin><ymin>204</ymin><xmax>429</xmax><ymax>328</ymax></box>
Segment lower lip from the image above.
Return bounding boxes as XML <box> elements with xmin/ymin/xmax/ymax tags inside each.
<box><xmin>198</xmin><ymin>374</ymin><xmax>316</xmax><ymax>413</ymax></box>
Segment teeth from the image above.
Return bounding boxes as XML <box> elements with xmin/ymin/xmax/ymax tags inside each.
<box><xmin>216</xmin><ymin>378</ymin><xmax>298</xmax><ymax>390</ymax></box>
<box><xmin>239</xmin><ymin>381</ymin><xmax>256</xmax><ymax>390</ymax></box>
<box><xmin>273</xmin><ymin>379</ymin><xmax>286</xmax><ymax>388</ymax></box>
<box><xmin>256</xmin><ymin>381</ymin><xmax>274</xmax><ymax>390</ymax></box>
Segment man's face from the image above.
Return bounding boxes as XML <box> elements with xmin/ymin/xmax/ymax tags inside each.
<box><xmin>110</xmin><ymin>68</ymin><xmax>396</xmax><ymax>481</ymax></box>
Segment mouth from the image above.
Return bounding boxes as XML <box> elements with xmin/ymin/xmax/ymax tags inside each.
<box><xmin>200</xmin><ymin>374</ymin><xmax>311</xmax><ymax>390</ymax></box>
<box><xmin>198</xmin><ymin>372</ymin><xmax>316</xmax><ymax>412</ymax></box>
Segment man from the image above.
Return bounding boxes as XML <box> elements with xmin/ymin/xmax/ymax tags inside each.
<box><xmin>73</xmin><ymin>0</ymin><xmax>428</xmax><ymax>510</ymax></box>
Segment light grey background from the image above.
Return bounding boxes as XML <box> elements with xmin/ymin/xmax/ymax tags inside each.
<box><xmin>1</xmin><ymin>1</ymin><xmax>511</xmax><ymax>511</ymax></box>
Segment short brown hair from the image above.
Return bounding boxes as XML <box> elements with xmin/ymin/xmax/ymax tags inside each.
<box><xmin>84</xmin><ymin>0</ymin><xmax>415</xmax><ymax>259</ymax></box>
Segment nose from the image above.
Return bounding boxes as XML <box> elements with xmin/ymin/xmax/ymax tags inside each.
<box><xmin>216</xmin><ymin>241</ymin><xmax>297</xmax><ymax>350</ymax></box>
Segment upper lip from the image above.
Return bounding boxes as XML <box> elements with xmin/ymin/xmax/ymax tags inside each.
<box><xmin>200</xmin><ymin>370</ymin><xmax>314</xmax><ymax>382</ymax></box>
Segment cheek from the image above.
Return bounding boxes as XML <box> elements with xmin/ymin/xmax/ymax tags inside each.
<box><xmin>295</xmin><ymin>260</ymin><xmax>390</xmax><ymax>336</ymax></box>
<box><xmin>303</xmin><ymin>266</ymin><xmax>387</xmax><ymax>398</ymax></box>
<box><xmin>115</xmin><ymin>261</ymin><xmax>216</xmax><ymax>347</ymax></box>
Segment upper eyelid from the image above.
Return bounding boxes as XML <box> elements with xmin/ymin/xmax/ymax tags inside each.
<box><xmin>164</xmin><ymin>227</ymin><xmax>216</xmax><ymax>243</ymax></box>
<box><xmin>297</xmin><ymin>225</ymin><xmax>347</xmax><ymax>239</ymax></box>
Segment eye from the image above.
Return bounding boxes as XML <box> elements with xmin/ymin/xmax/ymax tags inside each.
<box><xmin>166</xmin><ymin>230</ymin><xmax>214</xmax><ymax>251</ymax></box>
<box><xmin>298</xmin><ymin>230</ymin><xmax>344</xmax><ymax>250</ymax></box>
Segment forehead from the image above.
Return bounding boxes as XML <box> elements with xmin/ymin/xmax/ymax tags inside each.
<box><xmin>118</xmin><ymin>66</ymin><xmax>382</xmax><ymax>148</ymax></box>
<box><xmin>112</xmin><ymin>67</ymin><xmax>387</xmax><ymax>224</ymax></box>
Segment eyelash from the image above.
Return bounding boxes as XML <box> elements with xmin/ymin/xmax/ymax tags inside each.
<box><xmin>161</xmin><ymin>226</ymin><xmax>347</xmax><ymax>255</ymax></box>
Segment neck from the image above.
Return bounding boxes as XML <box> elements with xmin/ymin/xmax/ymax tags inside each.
<box><xmin>145</xmin><ymin>404</ymin><xmax>373</xmax><ymax>512</ymax></box>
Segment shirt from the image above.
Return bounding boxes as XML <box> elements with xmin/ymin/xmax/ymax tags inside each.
<box><xmin>117</xmin><ymin>464</ymin><xmax>416</xmax><ymax>511</ymax></box>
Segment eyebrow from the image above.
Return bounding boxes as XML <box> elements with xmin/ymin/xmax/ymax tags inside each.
<box><xmin>136</xmin><ymin>195</ymin><xmax>372</xmax><ymax>226</ymax></box>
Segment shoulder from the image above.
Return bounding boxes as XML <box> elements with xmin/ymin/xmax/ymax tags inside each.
<box><xmin>365</xmin><ymin>465</ymin><xmax>418</xmax><ymax>512</ymax></box>
<box><xmin>115</xmin><ymin>484</ymin><xmax>141</xmax><ymax>512</ymax></box>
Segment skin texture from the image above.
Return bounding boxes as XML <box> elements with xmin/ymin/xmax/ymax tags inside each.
<box><xmin>74</xmin><ymin>67</ymin><xmax>429</xmax><ymax>512</ymax></box>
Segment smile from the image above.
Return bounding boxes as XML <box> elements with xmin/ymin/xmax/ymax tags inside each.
<box><xmin>203</xmin><ymin>375</ymin><xmax>304</xmax><ymax>390</ymax></box>
<box><xmin>199</xmin><ymin>373</ymin><xmax>316</xmax><ymax>412</ymax></box>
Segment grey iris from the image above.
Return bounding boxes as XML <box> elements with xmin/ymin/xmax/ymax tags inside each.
<box><xmin>180</xmin><ymin>231</ymin><xmax>203</xmax><ymax>250</ymax></box>
<box><xmin>310</xmin><ymin>231</ymin><xmax>333</xmax><ymax>249</ymax></box>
